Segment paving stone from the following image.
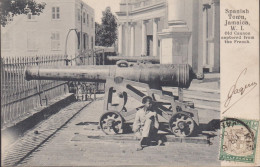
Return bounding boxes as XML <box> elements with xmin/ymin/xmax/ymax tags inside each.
<box><xmin>2</xmin><ymin>100</ymin><xmax>91</xmax><ymax>166</ymax></box>
<box><xmin>18</xmin><ymin>95</ymin><xmax>220</xmax><ymax>166</ymax></box>
<box><xmin>3</xmin><ymin>83</ymin><xmax>221</xmax><ymax>167</ymax></box>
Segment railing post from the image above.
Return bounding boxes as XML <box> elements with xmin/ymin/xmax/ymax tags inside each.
<box><xmin>1</xmin><ymin>58</ymin><xmax>5</xmax><ymax>126</ymax></box>
<box><xmin>35</xmin><ymin>56</ymin><xmax>42</xmax><ymax>106</ymax></box>
<box><xmin>65</xmin><ymin>54</ymin><xmax>69</xmax><ymax>66</ymax></box>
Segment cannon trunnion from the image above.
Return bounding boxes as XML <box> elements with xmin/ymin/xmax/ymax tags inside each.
<box><xmin>25</xmin><ymin>64</ymin><xmax>203</xmax><ymax>137</ymax></box>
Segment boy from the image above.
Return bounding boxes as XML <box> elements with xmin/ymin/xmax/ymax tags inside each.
<box><xmin>133</xmin><ymin>96</ymin><xmax>162</xmax><ymax>151</ymax></box>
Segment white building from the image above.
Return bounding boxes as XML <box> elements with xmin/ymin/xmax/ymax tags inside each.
<box><xmin>1</xmin><ymin>0</ymin><xmax>95</xmax><ymax>58</ymax></box>
<box><xmin>116</xmin><ymin>0</ymin><xmax>220</xmax><ymax>73</ymax></box>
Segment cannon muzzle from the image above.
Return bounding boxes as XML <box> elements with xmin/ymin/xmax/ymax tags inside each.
<box><xmin>24</xmin><ymin>64</ymin><xmax>203</xmax><ymax>88</ymax></box>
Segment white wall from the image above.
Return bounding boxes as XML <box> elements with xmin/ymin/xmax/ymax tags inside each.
<box><xmin>1</xmin><ymin>0</ymin><xmax>95</xmax><ymax>58</ymax></box>
<box><xmin>75</xmin><ymin>0</ymin><xmax>95</xmax><ymax>52</ymax></box>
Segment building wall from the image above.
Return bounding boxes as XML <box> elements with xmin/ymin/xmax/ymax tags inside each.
<box><xmin>131</xmin><ymin>18</ymin><xmax>165</xmax><ymax>57</ymax></box>
<box><xmin>191</xmin><ymin>0</ymin><xmax>200</xmax><ymax>73</ymax></box>
<box><xmin>75</xmin><ymin>0</ymin><xmax>95</xmax><ymax>52</ymax></box>
<box><xmin>184</xmin><ymin>0</ymin><xmax>194</xmax><ymax>66</ymax></box>
<box><xmin>1</xmin><ymin>0</ymin><xmax>95</xmax><ymax>58</ymax></box>
<box><xmin>116</xmin><ymin>0</ymin><xmax>220</xmax><ymax>73</ymax></box>
<box><xmin>196</xmin><ymin>0</ymin><xmax>220</xmax><ymax>73</ymax></box>
<box><xmin>116</xmin><ymin>0</ymin><xmax>167</xmax><ymax>57</ymax></box>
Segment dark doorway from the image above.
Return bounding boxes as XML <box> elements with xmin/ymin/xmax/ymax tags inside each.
<box><xmin>147</xmin><ymin>35</ymin><xmax>153</xmax><ymax>56</ymax></box>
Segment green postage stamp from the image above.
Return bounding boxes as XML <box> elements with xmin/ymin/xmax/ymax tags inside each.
<box><xmin>219</xmin><ymin>118</ymin><xmax>259</xmax><ymax>163</ymax></box>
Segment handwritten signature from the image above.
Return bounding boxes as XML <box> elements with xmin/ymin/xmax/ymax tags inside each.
<box><xmin>223</xmin><ymin>68</ymin><xmax>258</xmax><ymax>114</ymax></box>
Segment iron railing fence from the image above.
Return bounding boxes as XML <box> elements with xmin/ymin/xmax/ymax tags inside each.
<box><xmin>1</xmin><ymin>49</ymin><xmax>116</xmax><ymax>129</ymax></box>
<box><xmin>1</xmin><ymin>54</ymin><xmax>68</xmax><ymax>129</ymax></box>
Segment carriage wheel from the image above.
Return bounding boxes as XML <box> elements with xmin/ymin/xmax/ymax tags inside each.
<box><xmin>99</xmin><ymin>111</ymin><xmax>124</xmax><ymax>135</ymax></box>
<box><xmin>169</xmin><ymin>112</ymin><xmax>195</xmax><ymax>137</ymax></box>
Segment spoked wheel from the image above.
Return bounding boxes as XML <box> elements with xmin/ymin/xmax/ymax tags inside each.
<box><xmin>169</xmin><ymin>112</ymin><xmax>195</xmax><ymax>137</ymax></box>
<box><xmin>99</xmin><ymin>111</ymin><xmax>124</xmax><ymax>135</ymax></box>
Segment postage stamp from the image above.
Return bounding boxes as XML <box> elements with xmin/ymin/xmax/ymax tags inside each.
<box><xmin>219</xmin><ymin>118</ymin><xmax>259</xmax><ymax>163</ymax></box>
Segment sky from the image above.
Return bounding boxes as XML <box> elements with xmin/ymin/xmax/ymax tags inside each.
<box><xmin>83</xmin><ymin>0</ymin><xmax>121</xmax><ymax>23</ymax></box>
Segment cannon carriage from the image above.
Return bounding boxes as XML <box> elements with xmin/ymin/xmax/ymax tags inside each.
<box><xmin>24</xmin><ymin>62</ymin><xmax>203</xmax><ymax>137</ymax></box>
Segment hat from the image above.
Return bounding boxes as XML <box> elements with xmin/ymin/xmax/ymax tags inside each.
<box><xmin>142</xmin><ymin>96</ymin><xmax>153</xmax><ymax>104</ymax></box>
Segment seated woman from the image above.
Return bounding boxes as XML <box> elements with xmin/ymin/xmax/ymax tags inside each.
<box><xmin>132</xmin><ymin>96</ymin><xmax>162</xmax><ymax>151</ymax></box>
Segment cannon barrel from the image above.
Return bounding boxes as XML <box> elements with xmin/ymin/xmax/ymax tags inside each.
<box><xmin>107</xmin><ymin>56</ymin><xmax>160</xmax><ymax>64</ymax></box>
<box><xmin>24</xmin><ymin>64</ymin><xmax>203</xmax><ymax>88</ymax></box>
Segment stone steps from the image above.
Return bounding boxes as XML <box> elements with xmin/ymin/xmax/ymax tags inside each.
<box><xmin>163</xmin><ymin>85</ymin><xmax>220</xmax><ymax>112</ymax></box>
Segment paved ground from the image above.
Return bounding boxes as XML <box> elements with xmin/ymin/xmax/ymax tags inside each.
<box><xmin>2</xmin><ymin>99</ymin><xmax>91</xmax><ymax>166</ymax></box>
<box><xmin>1</xmin><ymin>73</ymin><xmax>221</xmax><ymax>166</ymax></box>
<box><xmin>19</xmin><ymin>96</ymin><xmax>221</xmax><ymax>166</ymax></box>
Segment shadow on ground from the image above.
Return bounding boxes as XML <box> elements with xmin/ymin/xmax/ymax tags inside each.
<box><xmin>74</xmin><ymin>119</ymin><xmax>220</xmax><ymax>144</ymax></box>
<box><xmin>2</xmin><ymin>96</ymin><xmax>76</xmax><ymax>149</ymax></box>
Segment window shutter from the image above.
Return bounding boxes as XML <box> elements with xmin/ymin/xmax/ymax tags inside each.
<box><xmin>56</xmin><ymin>7</ymin><xmax>60</xmax><ymax>19</ymax></box>
<box><xmin>51</xmin><ymin>32</ymin><xmax>61</xmax><ymax>50</ymax></box>
<box><xmin>52</xmin><ymin>7</ymin><xmax>55</xmax><ymax>19</ymax></box>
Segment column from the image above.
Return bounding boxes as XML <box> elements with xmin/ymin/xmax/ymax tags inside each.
<box><xmin>212</xmin><ymin>0</ymin><xmax>220</xmax><ymax>72</ymax></box>
<box><xmin>130</xmin><ymin>22</ymin><xmax>135</xmax><ymax>57</ymax></box>
<box><xmin>153</xmin><ymin>18</ymin><xmax>159</xmax><ymax>57</ymax></box>
<box><xmin>141</xmin><ymin>20</ymin><xmax>148</xmax><ymax>56</ymax></box>
<box><xmin>158</xmin><ymin>0</ymin><xmax>191</xmax><ymax>64</ymax></box>
<box><xmin>118</xmin><ymin>23</ymin><xmax>123</xmax><ymax>55</ymax></box>
<box><xmin>202</xmin><ymin>4</ymin><xmax>210</xmax><ymax>66</ymax></box>
<box><xmin>167</xmin><ymin>0</ymin><xmax>186</xmax><ymax>26</ymax></box>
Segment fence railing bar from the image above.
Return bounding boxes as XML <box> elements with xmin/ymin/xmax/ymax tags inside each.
<box><xmin>1</xmin><ymin>54</ymin><xmax>70</xmax><ymax>128</ymax></box>
<box><xmin>1</xmin><ymin>50</ymin><xmax>109</xmax><ymax>128</ymax></box>
<box><xmin>2</xmin><ymin>58</ymin><xmax>67</xmax><ymax>65</ymax></box>
<box><xmin>1</xmin><ymin>82</ymin><xmax>67</xmax><ymax>107</ymax></box>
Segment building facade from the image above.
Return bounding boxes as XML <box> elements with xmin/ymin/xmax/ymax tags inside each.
<box><xmin>1</xmin><ymin>0</ymin><xmax>95</xmax><ymax>58</ymax></box>
<box><xmin>116</xmin><ymin>0</ymin><xmax>220</xmax><ymax>73</ymax></box>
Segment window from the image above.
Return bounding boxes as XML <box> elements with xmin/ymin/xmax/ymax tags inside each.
<box><xmin>78</xmin><ymin>9</ymin><xmax>80</xmax><ymax>21</ymax></box>
<box><xmin>77</xmin><ymin>32</ymin><xmax>80</xmax><ymax>49</ymax></box>
<box><xmin>91</xmin><ymin>18</ymin><xmax>94</xmax><ymax>28</ymax></box>
<box><xmin>83</xmin><ymin>12</ymin><xmax>86</xmax><ymax>23</ymax></box>
<box><xmin>7</xmin><ymin>15</ymin><xmax>13</xmax><ymax>22</ymax></box>
<box><xmin>83</xmin><ymin>34</ymin><xmax>86</xmax><ymax>49</ymax></box>
<box><xmin>87</xmin><ymin>14</ymin><xmax>89</xmax><ymax>26</ymax></box>
<box><xmin>52</xmin><ymin>7</ymin><xmax>60</xmax><ymax>19</ymax></box>
<box><xmin>86</xmin><ymin>34</ymin><xmax>89</xmax><ymax>49</ymax></box>
<box><xmin>84</xmin><ymin>34</ymin><xmax>90</xmax><ymax>49</ymax></box>
<box><xmin>27</xmin><ymin>13</ymin><xmax>36</xmax><ymax>20</ymax></box>
<box><xmin>91</xmin><ymin>36</ymin><xmax>94</xmax><ymax>49</ymax></box>
<box><xmin>57</xmin><ymin>7</ymin><xmax>60</xmax><ymax>19</ymax></box>
<box><xmin>51</xmin><ymin>32</ymin><xmax>61</xmax><ymax>50</ymax></box>
<box><xmin>27</xmin><ymin>32</ymin><xmax>38</xmax><ymax>51</ymax></box>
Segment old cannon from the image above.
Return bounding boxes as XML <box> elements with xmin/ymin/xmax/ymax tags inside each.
<box><xmin>24</xmin><ymin>63</ymin><xmax>203</xmax><ymax>137</ymax></box>
<box><xmin>107</xmin><ymin>56</ymin><xmax>160</xmax><ymax>64</ymax></box>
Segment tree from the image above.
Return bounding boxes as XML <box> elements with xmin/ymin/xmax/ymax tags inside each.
<box><xmin>95</xmin><ymin>7</ymin><xmax>117</xmax><ymax>47</ymax></box>
<box><xmin>95</xmin><ymin>22</ymin><xmax>103</xmax><ymax>46</ymax></box>
<box><xmin>0</xmin><ymin>0</ymin><xmax>46</xmax><ymax>27</ymax></box>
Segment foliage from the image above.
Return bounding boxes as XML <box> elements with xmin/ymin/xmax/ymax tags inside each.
<box><xmin>95</xmin><ymin>7</ymin><xmax>117</xmax><ymax>47</ymax></box>
<box><xmin>95</xmin><ymin>22</ymin><xmax>103</xmax><ymax>46</ymax></box>
<box><xmin>0</xmin><ymin>0</ymin><xmax>46</xmax><ymax>26</ymax></box>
